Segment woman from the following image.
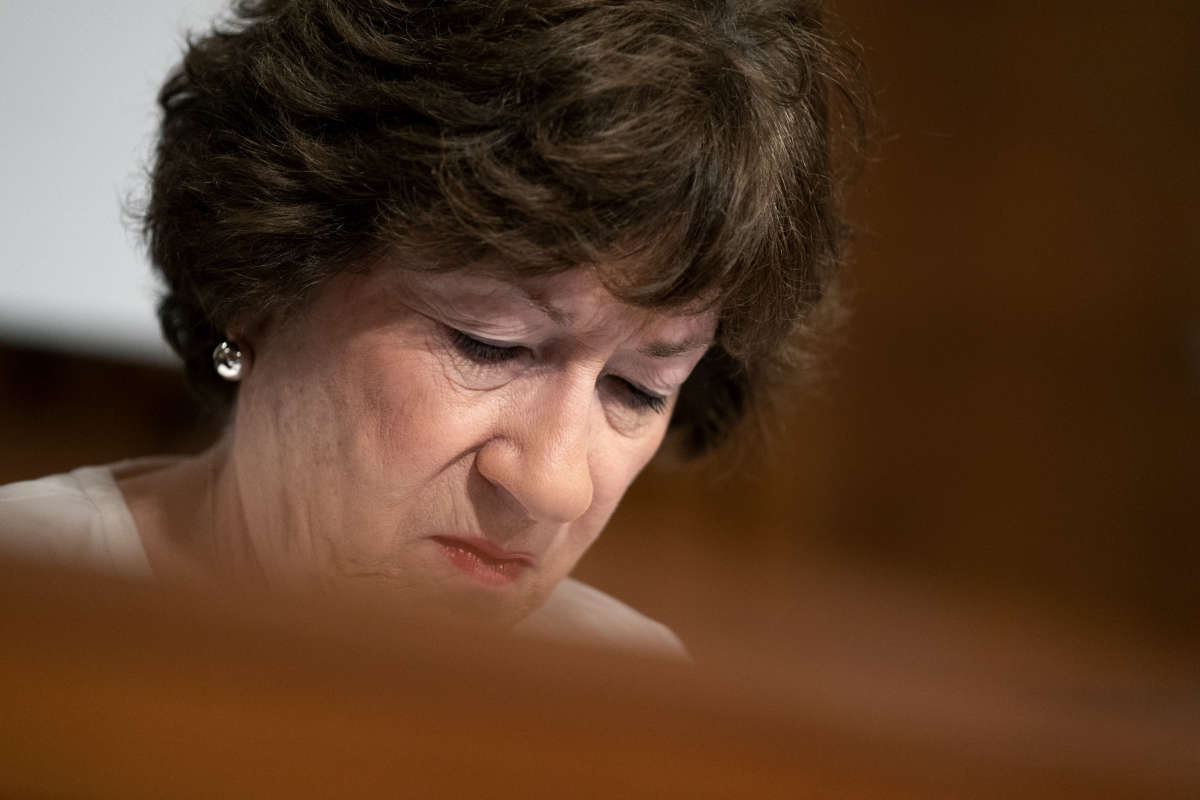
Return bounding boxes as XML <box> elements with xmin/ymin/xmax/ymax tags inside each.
<box><xmin>0</xmin><ymin>0</ymin><xmax>862</xmax><ymax>655</ymax></box>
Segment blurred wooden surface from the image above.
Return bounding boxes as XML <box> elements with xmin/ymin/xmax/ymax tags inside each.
<box><xmin>1</xmin><ymin>560</ymin><xmax>1196</xmax><ymax>799</ymax></box>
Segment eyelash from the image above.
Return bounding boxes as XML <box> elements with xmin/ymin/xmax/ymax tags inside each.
<box><xmin>447</xmin><ymin>328</ymin><xmax>668</xmax><ymax>414</ymax></box>
<box><xmin>448</xmin><ymin>328</ymin><xmax>522</xmax><ymax>364</ymax></box>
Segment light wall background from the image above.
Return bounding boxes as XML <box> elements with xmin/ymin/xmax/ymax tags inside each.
<box><xmin>0</xmin><ymin>0</ymin><xmax>231</xmax><ymax>363</ymax></box>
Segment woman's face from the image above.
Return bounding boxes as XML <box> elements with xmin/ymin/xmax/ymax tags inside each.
<box><xmin>226</xmin><ymin>263</ymin><xmax>717</xmax><ymax>624</ymax></box>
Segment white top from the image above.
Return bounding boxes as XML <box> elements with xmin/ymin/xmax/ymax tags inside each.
<box><xmin>0</xmin><ymin>462</ymin><xmax>687</xmax><ymax>659</ymax></box>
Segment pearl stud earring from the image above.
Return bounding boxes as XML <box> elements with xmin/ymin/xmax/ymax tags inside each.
<box><xmin>212</xmin><ymin>340</ymin><xmax>247</xmax><ymax>382</ymax></box>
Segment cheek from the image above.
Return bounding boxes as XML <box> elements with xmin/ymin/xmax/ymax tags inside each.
<box><xmin>350</xmin><ymin>340</ymin><xmax>496</xmax><ymax>481</ymax></box>
<box><xmin>554</xmin><ymin>436</ymin><xmax>661</xmax><ymax>569</ymax></box>
<box><xmin>359</xmin><ymin>354</ymin><xmax>439</xmax><ymax>459</ymax></box>
<box><xmin>583</xmin><ymin>423</ymin><xmax>669</xmax><ymax>520</ymax></box>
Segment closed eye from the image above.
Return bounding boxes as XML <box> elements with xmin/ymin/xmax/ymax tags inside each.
<box><xmin>610</xmin><ymin>377</ymin><xmax>668</xmax><ymax>414</ymax></box>
<box><xmin>447</xmin><ymin>328</ymin><xmax>523</xmax><ymax>364</ymax></box>
<box><xmin>449</xmin><ymin>326</ymin><xmax>669</xmax><ymax>414</ymax></box>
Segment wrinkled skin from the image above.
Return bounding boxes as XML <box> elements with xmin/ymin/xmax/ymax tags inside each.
<box><xmin>134</xmin><ymin>265</ymin><xmax>716</xmax><ymax>625</ymax></box>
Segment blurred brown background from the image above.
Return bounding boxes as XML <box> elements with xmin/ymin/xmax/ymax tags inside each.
<box><xmin>1</xmin><ymin>0</ymin><xmax>1196</xmax><ymax>666</ymax></box>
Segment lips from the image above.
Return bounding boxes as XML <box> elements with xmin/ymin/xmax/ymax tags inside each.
<box><xmin>431</xmin><ymin>536</ymin><xmax>534</xmax><ymax>587</ymax></box>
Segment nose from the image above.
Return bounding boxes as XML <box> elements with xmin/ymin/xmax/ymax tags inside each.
<box><xmin>475</xmin><ymin>379</ymin><xmax>595</xmax><ymax>525</ymax></box>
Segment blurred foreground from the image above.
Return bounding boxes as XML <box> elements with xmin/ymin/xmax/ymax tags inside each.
<box><xmin>1</xmin><ymin>559</ymin><xmax>1196</xmax><ymax>798</ymax></box>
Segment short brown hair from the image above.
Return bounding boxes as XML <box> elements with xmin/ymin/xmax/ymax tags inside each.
<box><xmin>143</xmin><ymin>0</ymin><xmax>868</xmax><ymax>456</ymax></box>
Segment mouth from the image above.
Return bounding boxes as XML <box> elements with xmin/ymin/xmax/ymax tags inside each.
<box><xmin>430</xmin><ymin>536</ymin><xmax>534</xmax><ymax>587</ymax></box>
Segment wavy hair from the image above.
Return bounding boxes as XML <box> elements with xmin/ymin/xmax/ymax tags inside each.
<box><xmin>143</xmin><ymin>0</ymin><xmax>869</xmax><ymax>456</ymax></box>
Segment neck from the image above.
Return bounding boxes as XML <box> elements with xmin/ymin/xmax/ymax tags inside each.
<box><xmin>117</xmin><ymin>438</ymin><xmax>265</xmax><ymax>591</ymax></box>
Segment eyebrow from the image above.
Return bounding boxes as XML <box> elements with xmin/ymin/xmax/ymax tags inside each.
<box><xmin>637</xmin><ymin>337</ymin><xmax>714</xmax><ymax>358</ymax></box>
